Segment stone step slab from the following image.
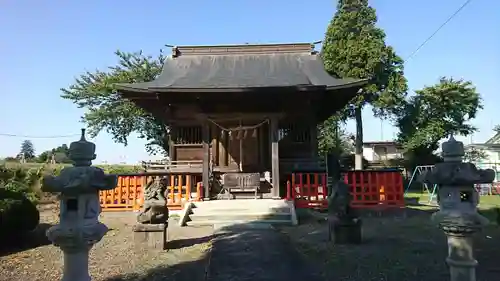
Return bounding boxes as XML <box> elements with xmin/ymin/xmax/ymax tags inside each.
<box><xmin>189</xmin><ymin>212</ymin><xmax>291</xmax><ymax>222</ymax></box>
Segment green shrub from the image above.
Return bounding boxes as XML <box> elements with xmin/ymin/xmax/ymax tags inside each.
<box><xmin>0</xmin><ymin>188</ymin><xmax>40</xmax><ymax>241</ymax></box>
<box><xmin>97</xmin><ymin>164</ymin><xmax>143</xmax><ymax>174</ymax></box>
<box><xmin>0</xmin><ymin>164</ymin><xmax>44</xmax><ymax>202</ymax></box>
<box><xmin>0</xmin><ymin>163</ymin><xmax>141</xmax><ymax>207</ymax></box>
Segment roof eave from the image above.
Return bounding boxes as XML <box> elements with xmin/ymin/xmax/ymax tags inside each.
<box><xmin>325</xmin><ymin>79</ymin><xmax>368</xmax><ymax>91</ymax></box>
<box><xmin>148</xmin><ymin>85</ymin><xmax>326</xmax><ymax>93</ymax></box>
<box><xmin>115</xmin><ymin>79</ymin><xmax>367</xmax><ymax>95</ymax></box>
<box><xmin>114</xmin><ymin>83</ymin><xmax>151</xmax><ymax>93</ymax></box>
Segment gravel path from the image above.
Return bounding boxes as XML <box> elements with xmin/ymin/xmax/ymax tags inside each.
<box><xmin>206</xmin><ymin>225</ymin><xmax>324</xmax><ymax>281</ymax></box>
<box><xmin>0</xmin><ymin>209</ymin><xmax>214</xmax><ymax>281</ymax></box>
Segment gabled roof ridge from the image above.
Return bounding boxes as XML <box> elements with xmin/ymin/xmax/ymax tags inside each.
<box><xmin>485</xmin><ymin>131</ymin><xmax>500</xmax><ymax>144</ymax></box>
<box><xmin>171</xmin><ymin>42</ymin><xmax>314</xmax><ymax>57</ymax></box>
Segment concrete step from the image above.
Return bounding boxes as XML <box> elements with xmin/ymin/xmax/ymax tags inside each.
<box><xmin>189</xmin><ymin>212</ymin><xmax>291</xmax><ymax>222</ymax></box>
<box><xmin>179</xmin><ymin>199</ymin><xmax>297</xmax><ymax>227</ymax></box>
<box><xmin>186</xmin><ymin>219</ymin><xmax>293</xmax><ymax>227</ymax></box>
<box><xmin>190</xmin><ymin>206</ymin><xmax>291</xmax><ymax>215</ymax></box>
<box><xmin>193</xmin><ymin>199</ymin><xmax>289</xmax><ymax>209</ymax></box>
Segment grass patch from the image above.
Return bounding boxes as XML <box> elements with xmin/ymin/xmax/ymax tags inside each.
<box><xmin>406</xmin><ymin>191</ymin><xmax>500</xmax><ymax>207</ymax></box>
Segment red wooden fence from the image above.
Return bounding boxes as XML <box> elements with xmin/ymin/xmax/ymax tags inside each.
<box><xmin>99</xmin><ymin>174</ymin><xmax>203</xmax><ymax>212</ymax></box>
<box><xmin>286</xmin><ymin>170</ymin><xmax>405</xmax><ymax>209</ymax></box>
<box><xmin>286</xmin><ymin>173</ymin><xmax>329</xmax><ymax>209</ymax></box>
<box><xmin>475</xmin><ymin>183</ymin><xmax>500</xmax><ymax>195</ymax></box>
<box><xmin>102</xmin><ymin>170</ymin><xmax>405</xmax><ymax>212</ymax></box>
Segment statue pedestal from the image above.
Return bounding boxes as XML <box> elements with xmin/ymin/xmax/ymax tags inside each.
<box><xmin>333</xmin><ymin>219</ymin><xmax>362</xmax><ymax>244</ymax></box>
<box><xmin>133</xmin><ymin>223</ymin><xmax>168</xmax><ymax>250</ymax></box>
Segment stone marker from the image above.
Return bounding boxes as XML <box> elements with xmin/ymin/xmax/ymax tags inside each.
<box><xmin>42</xmin><ymin>129</ymin><xmax>118</xmax><ymax>281</ymax></box>
<box><xmin>326</xmin><ymin>153</ymin><xmax>361</xmax><ymax>244</ymax></box>
<box><xmin>421</xmin><ymin>135</ymin><xmax>495</xmax><ymax>281</ymax></box>
<box><xmin>133</xmin><ymin>176</ymin><xmax>169</xmax><ymax>250</ymax></box>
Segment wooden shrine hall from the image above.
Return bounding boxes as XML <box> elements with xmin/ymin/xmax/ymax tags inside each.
<box><xmin>116</xmin><ymin>42</ymin><xmax>366</xmax><ymax>201</ymax></box>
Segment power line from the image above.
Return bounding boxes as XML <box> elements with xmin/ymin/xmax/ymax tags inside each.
<box><xmin>0</xmin><ymin>133</ymin><xmax>81</xmax><ymax>139</ymax></box>
<box><xmin>405</xmin><ymin>0</ymin><xmax>474</xmax><ymax>62</ymax></box>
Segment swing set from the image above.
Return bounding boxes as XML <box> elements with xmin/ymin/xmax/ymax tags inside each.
<box><xmin>404</xmin><ymin>165</ymin><xmax>438</xmax><ymax>204</ymax></box>
<box><xmin>405</xmin><ymin>165</ymin><xmax>500</xmax><ymax>203</ymax></box>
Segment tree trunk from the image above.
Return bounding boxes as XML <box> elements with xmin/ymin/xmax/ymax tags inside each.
<box><xmin>354</xmin><ymin>106</ymin><xmax>363</xmax><ymax>170</ymax></box>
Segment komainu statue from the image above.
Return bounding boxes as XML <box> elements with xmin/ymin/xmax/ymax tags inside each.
<box><xmin>326</xmin><ymin>153</ymin><xmax>361</xmax><ymax>243</ymax></box>
<box><xmin>136</xmin><ymin>177</ymin><xmax>169</xmax><ymax>224</ymax></box>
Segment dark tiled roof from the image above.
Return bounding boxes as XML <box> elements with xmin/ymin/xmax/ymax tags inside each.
<box><xmin>115</xmin><ymin>43</ymin><xmax>366</xmax><ymax>92</ymax></box>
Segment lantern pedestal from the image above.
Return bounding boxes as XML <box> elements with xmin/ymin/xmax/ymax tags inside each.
<box><xmin>61</xmin><ymin>247</ymin><xmax>92</xmax><ymax>281</ymax></box>
<box><xmin>445</xmin><ymin>234</ymin><xmax>477</xmax><ymax>281</ymax></box>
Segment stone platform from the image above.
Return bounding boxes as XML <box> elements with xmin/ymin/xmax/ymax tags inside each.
<box><xmin>133</xmin><ymin>223</ymin><xmax>168</xmax><ymax>250</ymax></box>
<box><xmin>333</xmin><ymin>219</ymin><xmax>362</xmax><ymax>244</ymax></box>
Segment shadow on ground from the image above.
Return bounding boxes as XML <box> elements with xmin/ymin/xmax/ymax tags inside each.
<box><xmin>404</xmin><ymin>196</ymin><xmax>426</xmax><ymax>206</ymax></box>
<box><xmin>105</xmin><ymin>217</ymin><xmax>322</xmax><ymax>281</ymax></box>
<box><xmin>165</xmin><ymin>234</ymin><xmax>219</xmax><ymax>250</ymax></box>
<box><xmin>104</xmin><ymin>252</ymin><xmax>211</xmax><ymax>281</ymax></box>
<box><xmin>206</xmin><ymin>224</ymin><xmax>323</xmax><ymax>281</ymax></box>
<box><xmin>0</xmin><ymin>223</ymin><xmax>53</xmax><ymax>257</ymax></box>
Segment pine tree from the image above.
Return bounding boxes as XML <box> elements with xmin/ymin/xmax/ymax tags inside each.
<box><xmin>321</xmin><ymin>0</ymin><xmax>408</xmax><ymax>169</ymax></box>
<box><xmin>18</xmin><ymin>140</ymin><xmax>35</xmax><ymax>160</ymax></box>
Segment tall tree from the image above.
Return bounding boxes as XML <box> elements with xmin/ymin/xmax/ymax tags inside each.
<box><xmin>318</xmin><ymin>116</ymin><xmax>354</xmax><ymax>156</ymax></box>
<box><xmin>61</xmin><ymin>50</ymin><xmax>168</xmax><ymax>155</ymax></box>
<box><xmin>396</xmin><ymin>77</ymin><xmax>482</xmax><ymax>165</ymax></box>
<box><xmin>18</xmin><ymin>140</ymin><xmax>35</xmax><ymax>160</ymax></box>
<box><xmin>464</xmin><ymin>147</ymin><xmax>487</xmax><ymax>163</ymax></box>
<box><xmin>321</xmin><ymin>0</ymin><xmax>408</xmax><ymax>169</ymax></box>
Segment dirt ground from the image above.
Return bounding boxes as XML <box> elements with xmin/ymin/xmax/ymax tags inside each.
<box><xmin>277</xmin><ymin>208</ymin><xmax>500</xmax><ymax>281</ymax></box>
<box><xmin>3</xmin><ymin>203</ymin><xmax>500</xmax><ymax>281</ymax></box>
<box><xmin>0</xmin><ymin>207</ymin><xmax>214</xmax><ymax>281</ymax></box>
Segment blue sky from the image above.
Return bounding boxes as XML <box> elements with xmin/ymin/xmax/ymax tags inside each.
<box><xmin>1</xmin><ymin>0</ymin><xmax>498</xmax><ymax>164</ymax></box>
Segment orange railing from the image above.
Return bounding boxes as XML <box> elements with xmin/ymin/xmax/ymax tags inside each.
<box><xmin>99</xmin><ymin>173</ymin><xmax>203</xmax><ymax>212</ymax></box>
<box><xmin>286</xmin><ymin>170</ymin><xmax>404</xmax><ymax>209</ymax></box>
<box><xmin>99</xmin><ymin>175</ymin><xmax>144</xmax><ymax>212</ymax></box>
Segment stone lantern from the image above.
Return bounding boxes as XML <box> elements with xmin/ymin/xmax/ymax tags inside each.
<box><xmin>421</xmin><ymin>135</ymin><xmax>495</xmax><ymax>281</ymax></box>
<box><xmin>42</xmin><ymin>129</ymin><xmax>118</xmax><ymax>281</ymax></box>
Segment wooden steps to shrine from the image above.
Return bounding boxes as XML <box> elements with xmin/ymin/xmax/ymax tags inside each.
<box><xmin>179</xmin><ymin>199</ymin><xmax>298</xmax><ymax>228</ymax></box>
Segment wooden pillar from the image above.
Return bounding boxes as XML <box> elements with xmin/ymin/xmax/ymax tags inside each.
<box><xmin>215</xmin><ymin>126</ymin><xmax>220</xmax><ymax>166</ymax></box>
<box><xmin>270</xmin><ymin>117</ymin><xmax>280</xmax><ymax>199</ymax></box>
<box><xmin>258</xmin><ymin>125</ymin><xmax>264</xmax><ymax>168</ymax></box>
<box><xmin>168</xmin><ymin>127</ymin><xmax>176</xmax><ymax>162</ymax></box>
<box><xmin>222</xmin><ymin>130</ymin><xmax>228</xmax><ymax>166</ymax></box>
<box><xmin>202</xmin><ymin>121</ymin><xmax>210</xmax><ymax>200</ymax></box>
<box><xmin>310</xmin><ymin>120</ymin><xmax>318</xmax><ymax>157</ymax></box>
